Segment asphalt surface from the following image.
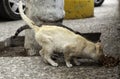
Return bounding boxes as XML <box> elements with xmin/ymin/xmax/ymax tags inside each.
<box><xmin>0</xmin><ymin>0</ymin><xmax>120</xmax><ymax>79</ymax></box>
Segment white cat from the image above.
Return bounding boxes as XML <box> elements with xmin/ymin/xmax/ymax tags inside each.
<box><xmin>19</xmin><ymin>1</ymin><xmax>104</xmax><ymax>67</ymax></box>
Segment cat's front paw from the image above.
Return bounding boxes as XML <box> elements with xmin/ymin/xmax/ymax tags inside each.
<box><xmin>51</xmin><ymin>63</ymin><xmax>58</xmax><ymax>67</ymax></box>
<box><xmin>66</xmin><ymin>63</ymin><xmax>73</xmax><ymax>68</ymax></box>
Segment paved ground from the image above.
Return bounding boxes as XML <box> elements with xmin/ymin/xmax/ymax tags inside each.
<box><xmin>0</xmin><ymin>57</ymin><xmax>119</xmax><ymax>79</ymax></box>
<box><xmin>0</xmin><ymin>0</ymin><xmax>120</xmax><ymax>79</ymax></box>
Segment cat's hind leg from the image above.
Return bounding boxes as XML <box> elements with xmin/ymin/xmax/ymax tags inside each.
<box><xmin>40</xmin><ymin>48</ymin><xmax>58</xmax><ymax>67</ymax></box>
<box><xmin>45</xmin><ymin>52</ymin><xmax>58</xmax><ymax>67</ymax></box>
<box><xmin>73</xmin><ymin>57</ymin><xmax>81</xmax><ymax>66</ymax></box>
<box><xmin>39</xmin><ymin>49</ymin><xmax>48</xmax><ymax>64</ymax></box>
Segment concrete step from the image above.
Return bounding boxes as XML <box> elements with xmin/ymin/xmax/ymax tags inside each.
<box><xmin>0</xmin><ymin>57</ymin><xmax>119</xmax><ymax>79</ymax></box>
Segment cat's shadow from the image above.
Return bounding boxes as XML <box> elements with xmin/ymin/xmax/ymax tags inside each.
<box><xmin>52</xmin><ymin>55</ymin><xmax>102</xmax><ymax>67</ymax></box>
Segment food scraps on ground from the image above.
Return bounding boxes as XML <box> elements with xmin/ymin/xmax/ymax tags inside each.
<box><xmin>99</xmin><ymin>55</ymin><xmax>120</xmax><ymax>67</ymax></box>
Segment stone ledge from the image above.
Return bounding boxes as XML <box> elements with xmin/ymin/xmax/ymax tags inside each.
<box><xmin>1</xmin><ymin>32</ymin><xmax>101</xmax><ymax>48</ymax></box>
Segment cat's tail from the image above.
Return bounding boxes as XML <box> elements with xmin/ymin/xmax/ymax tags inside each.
<box><xmin>13</xmin><ymin>24</ymin><xmax>30</xmax><ymax>39</ymax></box>
<box><xmin>19</xmin><ymin>1</ymin><xmax>39</xmax><ymax>32</ymax></box>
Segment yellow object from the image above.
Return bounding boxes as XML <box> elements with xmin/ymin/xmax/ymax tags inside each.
<box><xmin>64</xmin><ymin>0</ymin><xmax>94</xmax><ymax>19</ymax></box>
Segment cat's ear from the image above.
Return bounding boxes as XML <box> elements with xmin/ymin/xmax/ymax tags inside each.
<box><xmin>98</xmin><ymin>39</ymin><xmax>101</xmax><ymax>42</ymax></box>
<box><xmin>96</xmin><ymin>39</ymin><xmax>102</xmax><ymax>46</ymax></box>
<box><xmin>96</xmin><ymin>41</ymin><xmax>102</xmax><ymax>48</ymax></box>
<box><xmin>96</xmin><ymin>41</ymin><xmax>101</xmax><ymax>45</ymax></box>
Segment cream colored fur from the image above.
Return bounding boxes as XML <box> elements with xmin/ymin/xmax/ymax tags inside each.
<box><xmin>19</xmin><ymin>1</ymin><xmax>104</xmax><ymax>67</ymax></box>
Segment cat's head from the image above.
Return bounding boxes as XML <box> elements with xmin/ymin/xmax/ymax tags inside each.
<box><xmin>95</xmin><ymin>42</ymin><xmax>105</xmax><ymax>61</ymax></box>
